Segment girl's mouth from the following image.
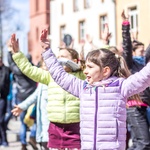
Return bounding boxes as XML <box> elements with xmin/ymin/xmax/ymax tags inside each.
<box><xmin>86</xmin><ymin>76</ymin><xmax>91</xmax><ymax>81</ymax></box>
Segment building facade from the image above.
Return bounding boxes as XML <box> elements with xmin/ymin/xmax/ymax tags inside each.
<box><xmin>50</xmin><ymin>0</ymin><xmax>116</xmax><ymax>54</ymax></box>
<box><xmin>116</xmin><ymin>0</ymin><xmax>150</xmax><ymax>48</ymax></box>
<box><xmin>29</xmin><ymin>0</ymin><xmax>50</xmax><ymax>64</ymax></box>
<box><xmin>29</xmin><ymin>0</ymin><xmax>150</xmax><ymax>63</ymax></box>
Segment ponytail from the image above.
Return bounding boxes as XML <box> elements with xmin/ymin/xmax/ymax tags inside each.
<box><xmin>114</xmin><ymin>54</ymin><xmax>142</xmax><ymax>104</ymax></box>
<box><xmin>78</xmin><ymin>59</ymin><xmax>85</xmax><ymax>71</ymax></box>
<box><xmin>113</xmin><ymin>55</ymin><xmax>131</xmax><ymax>78</ymax></box>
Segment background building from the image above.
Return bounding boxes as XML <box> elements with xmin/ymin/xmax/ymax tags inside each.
<box><xmin>29</xmin><ymin>0</ymin><xmax>50</xmax><ymax>64</ymax></box>
<box><xmin>28</xmin><ymin>0</ymin><xmax>150</xmax><ymax>63</ymax></box>
<box><xmin>116</xmin><ymin>0</ymin><xmax>150</xmax><ymax>48</ymax></box>
<box><xmin>50</xmin><ymin>0</ymin><xmax>116</xmax><ymax>54</ymax></box>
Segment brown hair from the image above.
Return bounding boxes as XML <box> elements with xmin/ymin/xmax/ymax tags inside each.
<box><xmin>109</xmin><ymin>46</ymin><xmax>120</xmax><ymax>55</ymax></box>
<box><xmin>59</xmin><ymin>47</ymin><xmax>85</xmax><ymax>70</ymax></box>
<box><xmin>132</xmin><ymin>40</ymin><xmax>144</xmax><ymax>51</ymax></box>
<box><xmin>86</xmin><ymin>49</ymin><xmax>121</xmax><ymax>77</ymax></box>
<box><xmin>86</xmin><ymin>48</ymin><xmax>142</xmax><ymax>103</ymax></box>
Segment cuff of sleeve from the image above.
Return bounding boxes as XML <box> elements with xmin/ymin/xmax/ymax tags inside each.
<box><xmin>12</xmin><ymin>51</ymin><xmax>24</xmax><ymax>60</ymax></box>
<box><xmin>42</xmin><ymin>48</ymin><xmax>52</xmax><ymax>60</ymax></box>
<box><xmin>122</xmin><ymin>21</ymin><xmax>130</xmax><ymax>25</ymax></box>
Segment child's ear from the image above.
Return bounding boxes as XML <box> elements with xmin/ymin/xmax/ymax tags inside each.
<box><xmin>73</xmin><ymin>59</ymin><xmax>78</xmax><ymax>63</ymax></box>
<box><xmin>103</xmin><ymin>66</ymin><xmax>111</xmax><ymax>79</ymax></box>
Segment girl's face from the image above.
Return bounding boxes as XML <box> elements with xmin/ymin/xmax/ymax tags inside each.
<box><xmin>58</xmin><ymin>49</ymin><xmax>73</xmax><ymax>61</ymax></box>
<box><xmin>58</xmin><ymin>49</ymin><xmax>77</xmax><ymax>72</ymax></box>
<box><xmin>84</xmin><ymin>60</ymin><xmax>103</xmax><ymax>84</ymax></box>
<box><xmin>84</xmin><ymin>60</ymin><xmax>111</xmax><ymax>84</ymax></box>
<box><xmin>133</xmin><ymin>45</ymin><xmax>144</xmax><ymax>57</ymax></box>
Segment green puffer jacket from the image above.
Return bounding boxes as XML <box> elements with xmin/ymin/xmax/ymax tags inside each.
<box><xmin>13</xmin><ymin>52</ymin><xmax>85</xmax><ymax>123</ymax></box>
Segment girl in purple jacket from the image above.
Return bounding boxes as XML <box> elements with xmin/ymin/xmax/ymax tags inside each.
<box><xmin>13</xmin><ymin>29</ymin><xmax>150</xmax><ymax>150</ymax></box>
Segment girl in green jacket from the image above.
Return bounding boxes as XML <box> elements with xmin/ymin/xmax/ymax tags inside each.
<box><xmin>10</xmin><ymin>34</ymin><xmax>85</xmax><ymax>150</ymax></box>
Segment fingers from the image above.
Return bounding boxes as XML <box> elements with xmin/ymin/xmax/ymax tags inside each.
<box><xmin>40</xmin><ymin>29</ymin><xmax>48</xmax><ymax>41</ymax></box>
<box><xmin>121</xmin><ymin>10</ymin><xmax>125</xmax><ymax>17</ymax></box>
<box><xmin>11</xmin><ymin>108</ymin><xmax>19</xmax><ymax>116</ymax></box>
<box><xmin>9</xmin><ymin>33</ymin><xmax>20</xmax><ymax>53</ymax></box>
<box><xmin>104</xmin><ymin>23</ymin><xmax>109</xmax><ymax>32</ymax></box>
<box><xmin>121</xmin><ymin>10</ymin><xmax>128</xmax><ymax>21</ymax></box>
<box><xmin>12</xmin><ymin>111</ymin><xmax>19</xmax><ymax>116</ymax></box>
<box><xmin>11</xmin><ymin>105</ymin><xmax>22</xmax><ymax>116</ymax></box>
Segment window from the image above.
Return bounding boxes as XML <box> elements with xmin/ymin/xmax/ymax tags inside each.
<box><xmin>84</xmin><ymin>0</ymin><xmax>91</xmax><ymax>9</ymax></box>
<box><xmin>61</xmin><ymin>3</ymin><xmax>64</xmax><ymax>15</ymax></box>
<box><xmin>128</xmin><ymin>6</ymin><xmax>138</xmax><ymax>32</ymax></box>
<box><xmin>46</xmin><ymin>0</ymin><xmax>50</xmax><ymax>10</ymax></box>
<box><xmin>60</xmin><ymin>25</ymin><xmax>66</xmax><ymax>42</ymax></box>
<box><xmin>35</xmin><ymin>0</ymin><xmax>39</xmax><ymax>12</ymax></box>
<box><xmin>73</xmin><ymin>0</ymin><xmax>79</xmax><ymax>12</ymax></box>
<box><xmin>99</xmin><ymin>14</ymin><xmax>107</xmax><ymax>39</ymax></box>
<box><xmin>46</xmin><ymin>13</ymin><xmax>50</xmax><ymax>24</ymax></box>
<box><xmin>78</xmin><ymin>20</ymin><xmax>85</xmax><ymax>42</ymax></box>
<box><xmin>36</xmin><ymin>27</ymin><xmax>39</xmax><ymax>41</ymax></box>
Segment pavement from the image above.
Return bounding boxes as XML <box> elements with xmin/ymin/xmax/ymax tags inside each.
<box><xmin>2</xmin><ymin>118</ymin><xmax>132</xmax><ymax>150</ymax></box>
<box><xmin>1</xmin><ymin>117</ymin><xmax>40</xmax><ymax>150</ymax></box>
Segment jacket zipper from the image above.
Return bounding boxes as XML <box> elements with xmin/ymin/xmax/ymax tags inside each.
<box><xmin>93</xmin><ymin>87</ymin><xmax>98</xmax><ymax>150</ymax></box>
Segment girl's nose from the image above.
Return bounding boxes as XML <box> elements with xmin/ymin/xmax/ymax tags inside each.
<box><xmin>83</xmin><ymin>69</ymin><xmax>87</xmax><ymax>75</ymax></box>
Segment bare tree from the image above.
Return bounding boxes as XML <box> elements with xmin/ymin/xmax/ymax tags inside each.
<box><xmin>0</xmin><ymin>0</ymin><xmax>16</xmax><ymax>58</ymax></box>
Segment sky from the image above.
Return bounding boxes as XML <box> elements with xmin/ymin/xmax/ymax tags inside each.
<box><xmin>2</xmin><ymin>0</ymin><xmax>29</xmax><ymax>64</ymax></box>
<box><xmin>11</xmin><ymin>0</ymin><xmax>29</xmax><ymax>32</ymax></box>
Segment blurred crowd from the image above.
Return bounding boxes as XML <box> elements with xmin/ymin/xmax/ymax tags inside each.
<box><xmin>1</xmin><ymin>10</ymin><xmax>150</xmax><ymax>150</ymax></box>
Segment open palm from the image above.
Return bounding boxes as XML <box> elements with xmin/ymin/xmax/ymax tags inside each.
<box><xmin>40</xmin><ymin>29</ymin><xmax>50</xmax><ymax>50</ymax></box>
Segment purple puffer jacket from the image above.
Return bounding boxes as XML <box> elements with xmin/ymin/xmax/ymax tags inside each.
<box><xmin>43</xmin><ymin>48</ymin><xmax>150</xmax><ymax>150</ymax></box>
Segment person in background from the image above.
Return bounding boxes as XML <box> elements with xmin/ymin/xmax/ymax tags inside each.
<box><xmin>4</xmin><ymin>72</ymin><xmax>14</xmax><ymax>131</ymax></box>
<box><xmin>80</xmin><ymin>34</ymin><xmax>97</xmax><ymax>60</ymax></box>
<box><xmin>12</xmin><ymin>59</ymin><xmax>49</xmax><ymax>150</ymax></box>
<box><xmin>9</xmin><ymin>34</ymin><xmax>85</xmax><ymax>150</ymax></box>
<box><xmin>0</xmin><ymin>56</ymin><xmax>10</xmax><ymax>147</ymax></box>
<box><xmin>39</xmin><ymin>28</ymin><xmax>150</xmax><ymax>150</ymax></box>
<box><xmin>7</xmin><ymin>42</ymin><xmax>38</xmax><ymax>150</ymax></box>
<box><xmin>121</xmin><ymin>10</ymin><xmax>150</xmax><ymax>150</ymax></box>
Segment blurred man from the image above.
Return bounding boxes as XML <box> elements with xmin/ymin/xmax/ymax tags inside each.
<box><xmin>0</xmin><ymin>57</ymin><xmax>10</xmax><ymax>147</ymax></box>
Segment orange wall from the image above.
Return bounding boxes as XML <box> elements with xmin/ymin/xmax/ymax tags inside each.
<box><xmin>116</xmin><ymin>0</ymin><xmax>150</xmax><ymax>49</ymax></box>
<box><xmin>29</xmin><ymin>0</ymin><xmax>50</xmax><ymax>65</ymax></box>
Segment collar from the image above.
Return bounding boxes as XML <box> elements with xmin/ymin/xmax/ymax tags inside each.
<box><xmin>83</xmin><ymin>76</ymin><xmax>118</xmax><ymax>90</ymax></box>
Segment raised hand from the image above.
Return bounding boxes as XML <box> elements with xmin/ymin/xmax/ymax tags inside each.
<box><xmin>10</xmin><ymin>34</ymin><xmax>19</xmax><ymax>54</ymax></box>
<box><xmin>121</xmin><ymin>10</ymin><xmax>129</xmax><ymax>21</ymax></box>
<box><xmin>7</xmin><ymin>39</ymin><xmax>13</xmax><ymax>52</ymax></box>
<box><xmin>131</xmin><ymin>30</ymin><xmax>139</xmax><ymax>41</ymax></box>
<box><xmin>86</xmin><ymin>34</ymin><xmax>93</xmax><ymax>44</ymax></box>
<box><xmin>101</xmin><ymin>23</ymin><xmax>111</xmax><ymax>45</ymax></box>
<box><xmin>11</xmin><ymin>105</ymin><xmax>23</xmax><ymax>116</ymax></box>
<box><xmin>40</xmin><ymin>29</ymin><xmax>50</xmax><ymax>50</ymax></box>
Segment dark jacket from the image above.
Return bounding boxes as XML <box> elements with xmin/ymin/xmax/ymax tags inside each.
<box><xmin>122</xmin><ymin>21</ymin><xmax>150</xmax><ymax>106</ymax></box>
<box><xmin>0</xmin><ymin>64</ymin><xmax>10</xmax><ymax>99</ymax></box>
<box><xmin>122</xmin><ymin>23</ymin><xmax>144</xmax><ymax>74</ymax></box>
<box><xmin>8</xmin><ymin>51</ymin><xmax>37</xmax><ymax>101</ymax></box>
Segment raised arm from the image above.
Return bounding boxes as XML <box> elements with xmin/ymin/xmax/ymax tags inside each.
<box><xmin>10</xmin><ymin>34</ymin><xmax>50</xmax><ymax>85</ymax></box>
<box><xmin>101</xmin><ymin>23</ymin><xmax>111</xmax><ymax>46</ymax></box>
<box><xmin>121</xmin><ymin>10</ymin><xmax>133</xmax><ymax>70</ymax></box>
<box><xmin>40</xmin><ymin>29</ymin><xmax>84</xmax><ymax>98</ymax></box>
<box><xmin>121</xmin><ymin>62</ymin><xmax>150</xmax><ymax>98</ymax></box>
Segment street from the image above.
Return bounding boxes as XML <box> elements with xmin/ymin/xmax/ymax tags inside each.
<box><xmin>1</xmin><ymin>118</ymin><xmax>39</xmax><ymax>150</ymax></box>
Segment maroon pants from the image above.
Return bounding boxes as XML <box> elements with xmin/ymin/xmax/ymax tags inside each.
<box><xmin>47</xmin><ymin>122</ymin><xmax>81</xmax><ymax>149</ymax></box>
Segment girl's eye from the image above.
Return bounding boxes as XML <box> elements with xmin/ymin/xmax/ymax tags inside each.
<box><xmin>87</xmin><ymin>65</ymin><xmax>92</xmax><ymax>68</ymax></box>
